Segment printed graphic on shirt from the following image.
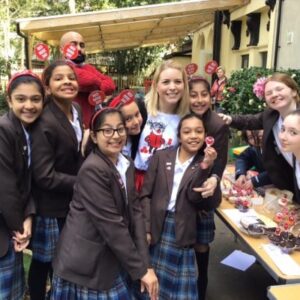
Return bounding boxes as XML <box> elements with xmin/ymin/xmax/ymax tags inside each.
<box><xmin>134</xmin><ymin>113</ymin><xmax>180</xmax><ymax>171</ymax></box>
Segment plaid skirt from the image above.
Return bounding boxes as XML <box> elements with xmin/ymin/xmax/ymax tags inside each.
<box><xmin>138</xmin><ymin>212</ymin><xmax>198</xmax><ymax>300</ymax></box>
<box><xmin>0</xmin><ymin>241</ymin><xmax>25</xmax><ymax>300</ymax></box>
<box><xmin>31</xmin><ymin>216</ymin><xmax>60</xmax><ymax>262</ymax></box>
<box><xmin>196</xmin><ymin>210</ymin><xmax>215</xmax><ymax>245</ymax></box>
<box><xmin>51</xmin><ymin>273</ymin><xmax>132</xmax><ymax>300</ymax></box>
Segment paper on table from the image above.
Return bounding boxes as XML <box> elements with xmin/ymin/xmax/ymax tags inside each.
<box><xmin>262</xmin><ymin>244</ymin><xmax>300</xmax><ymax>276</ymax></box>
<box><xmin>221</xmin><ymin>250</ymin><xmax>256</xmax><ymax>271</ymax></box>
<box><xmin>222</xmin><ymin>208</ymin><xmax>257</xmax><ymax>228</ymax></box>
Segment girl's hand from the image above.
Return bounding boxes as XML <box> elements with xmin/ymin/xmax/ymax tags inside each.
<box><xmin>193</xmin><ymin>176</ymin><xmax>217</xmax><ymax>198</ymax></box>
<box><xmin>235</xmin><ymin>175</ymin><xmax>247</xmax><ymax>187</ymax></box>
<box><xmin>218</xmin><ymin>113</ymin><xmax>232</xmax><ymax>125</ymax></box>
<box><xmin>13</xmin><ymin>239</ymin><xmax>30</xmax><ymax>252</ymax></box>
<box><xmin>13</xmin><ymin>216</ymin><xmax>32</xmax><ymax>243</ymax></box>
<box><xmin>203</xmin><ymin>147</ymin><xmax>217</xmax><ymax>167</ymax></box>
<box><xmin>140</xmin><ymin>268</ymin><xmax>159</xmax><ymax>300</ymax></box>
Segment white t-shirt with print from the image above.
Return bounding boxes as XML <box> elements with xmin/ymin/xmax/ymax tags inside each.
<box><xmin>134</xmin><ymin>112</ymin><xmax>180</xmax><ymax>171</ymax></box>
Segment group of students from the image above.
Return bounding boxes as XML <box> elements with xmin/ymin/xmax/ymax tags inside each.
<box><xmin>1</xmin><ymin>57</ymin><xmax>300</xmax><ymax>300</ymax></box>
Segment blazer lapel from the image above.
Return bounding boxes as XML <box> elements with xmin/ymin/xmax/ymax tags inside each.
<box><xmin>178</xmin><ymin>155</ymin><xmax>201</xmax><ymax>193</ymax></box>
<box><xmin>164</xmin><ymin>150</ymin><xmax>176</xmax><ymax>198</ymax></box>
<box><xmin>49</xmin><ymin>101</ymin><xmax>78</xmax><ymax>147</ymax></box>
<box><xmin>9</xmin><ymin>111</ymin><xmax>29</xmax><ymax>171</ymax></box>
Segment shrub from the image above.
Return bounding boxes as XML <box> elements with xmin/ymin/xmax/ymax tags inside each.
<box><xmin>221</xmin><ymin>67</ymin><xmax>300</xmax><ymax>115</ymax></box>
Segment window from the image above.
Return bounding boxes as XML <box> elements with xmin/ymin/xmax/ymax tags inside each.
<box><xmin>241</xmin><ymin>54</ymin><xmax>249</xmax><ymax>69</ymax></box>
<box><xmin>260</xmin><ymin>51</ymin><xmax>268</xmax><ymax>68</ymax></box>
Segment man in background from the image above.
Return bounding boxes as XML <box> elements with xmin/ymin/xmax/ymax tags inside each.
<box><xmin>60</xmin><ymin>31</ymin><xmax>116</xmax><ymax>128</ymax></box>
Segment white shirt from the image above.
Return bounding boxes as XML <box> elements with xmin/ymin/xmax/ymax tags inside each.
<box><xmin>273</xmin><ymin>116</ymin><xmax>293</xmax><ymax>166</ymax></box>
<box><xmin>122</xmin><ymin>138</ymin><xmax>132</xmax><ymax>157</ymax></box>
<box><xmin>295</xmin><ymin>160</ymin><xmax>300</xmax><ymax>189</ymax></box>
<box><xmin>167</xmin><ymin>149</ymin><xmax>195</xmax><ymax>212</ymax></box>
<box><xmin>70</xmin><ymin>105</ymin><xmax>83</xmax><ymax>151</ymax></box>
<box><xmin>115</xmin><ymin>153</ymin><xmax>130</xmax><ymax>201</ymax></box>
<box><xmin>22</xmin><ymin>124</ymin><xmax>31</xmax><ymax>167</ymax></box>
<box><xmin>134</xmin><ymin>112</ymin><xmax>180</xmax><ymax>171</ymax></box>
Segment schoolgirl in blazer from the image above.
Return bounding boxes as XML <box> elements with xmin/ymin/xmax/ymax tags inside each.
<box><xmin>0</xmin><ymin>71</ymin><xmax>44</xmax><ymax>300</ymax></box>
<box><xmin>139</xmin><ymin>113</ymin><xmax>220</xmax><ymax>300</ymax></box>
<box><xmin>220</xmin><ymin>73</ymin><xmax>300</xmax><ymax>195</ymax></box>
<box><xmin>51</xmin><ymin>108</ymin><xmax>158</xmax><ymax>300</ymax></box>
<box><xmin>279</xmin><ymin>109</ymin><xmax>300</xmax><ymax>204</ymax></box>
<box><xmin>29</xmin><ymin>61</ymin><xmax>83</xmax><ymax>300</ymax></box>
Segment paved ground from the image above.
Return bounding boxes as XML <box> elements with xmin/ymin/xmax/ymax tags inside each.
<box><xmin>206</xmin><ymin>215</ymin><xmax>276</xmax><ymax>300</ymax></box>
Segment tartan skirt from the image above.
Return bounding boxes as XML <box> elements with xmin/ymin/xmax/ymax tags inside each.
<box><xmin>196</xmin><ymin>210</ymin><xmax>215</xmax><ymax>245</ymax></box>
<box><xmin>31</xmin><ymin>216</ymin><xmax>60</xmax><ymax>262</ymax></box>
<box><xmin>140</xmin><ymin>211</ymin><xmax>198</xmax><ymax>300</ymax></box>
<box><xmin>0</xmin><ymin>241</ymin><xmax>25</xmax><ymax>300</ymax></box>
<box><xmin>51</xmin><ymin>273</ymin><xmax>133</xmax><ymax>300</ymax></box>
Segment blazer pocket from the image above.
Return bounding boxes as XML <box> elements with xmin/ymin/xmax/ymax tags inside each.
<box><xmin>65</xmin><ymin>234</ymin><xmax>104</xmax><ymax>276</ymax></box>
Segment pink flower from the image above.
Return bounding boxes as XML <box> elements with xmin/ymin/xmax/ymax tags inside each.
<box><xmin>253</xmin><ymin>77</ymin><xmax>267</xmax><ymax>100</ymax></box>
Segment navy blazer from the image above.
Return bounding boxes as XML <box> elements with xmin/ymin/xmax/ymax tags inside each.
<box><xmin>231</xmin><ymin>109</ymin><xmax>294</xmax><ymax>192</ymax></box>
<box><xmin>0</xmin><ymin>111</ymin><xmax>35</xmax><ymax>257</ymax></box>
<box><xmin>235</xmin><ymin>146</ymin><xmax>272</xmax><ymax>188</ymax></box>
<box><xmin>201</xmin><ymin>109</ymin><xmax>229</xmax><ymax>178</ymax></box>
<box><xmin>140</xmin><ymin>148</ymin><xmax>221</xmax><ymax>247</ymax></box>
<box><xmin>31</xmin><ymin>100</ymin><xmax>83</xmax><ymax>217</ymax></box>
<box><xmin>53</xmin><ymin>149</ymin><xmax>148</xmax><ymax>290</ymax></box>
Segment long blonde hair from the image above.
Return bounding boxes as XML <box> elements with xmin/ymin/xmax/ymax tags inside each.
<box><xmin>145</xmin><ymin>60</ymin><xmax>190</xmax><ymax>117</ymax></box>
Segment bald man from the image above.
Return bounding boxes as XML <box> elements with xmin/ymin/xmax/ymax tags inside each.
<box><xmin>60</xmin><ymin>31</ymin><xmax>116</xmax><ymax>127</ymax></box>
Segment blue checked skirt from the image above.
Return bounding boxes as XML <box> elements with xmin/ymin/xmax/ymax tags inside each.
<box><xmin>31</xmin><ymin>216</ymin><xmax>60</xmax><ymax>262</ymax></box>
<box><xmin>51</xmin><ymin>273</ymin><xmax>133</xmax><ymax>300</ymax></box>
<box><xmin>0</xmin><ymin>240</ymin><xmax>25</xmax><ymax>300</ymax></box>
<box><xmin>138</xmin><ymin>211</ymin><xmax>198</xmax><ymax>300</ymax></box>
<box><xmin>196</xmin><ymin>210</ymin><xmax>215</xmax><ymax>245</ymax></box>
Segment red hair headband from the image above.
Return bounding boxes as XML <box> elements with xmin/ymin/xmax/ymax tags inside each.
<box><xmin>109</xmin><ymin>89</ymin><xmax>135</xmax><ymax>108</ymax></box>
<box><xmin>7</xmin><ymin>70</ymin><xmax>41</xmax><ymax>92</ymax></box>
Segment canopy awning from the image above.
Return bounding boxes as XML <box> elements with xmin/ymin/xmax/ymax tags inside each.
<box><xmin>16</xmin><ymin>0</ymin><xmax>247</xmax><ymax>54</ymax></box>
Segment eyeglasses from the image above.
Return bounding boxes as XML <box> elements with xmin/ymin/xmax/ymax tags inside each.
<box><xmin>96</xmin><ymin>127</ymin><xmax>126</xmax><ymax>137</ymax></box>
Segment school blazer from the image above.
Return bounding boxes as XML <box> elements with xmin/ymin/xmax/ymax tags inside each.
<box><xmin>140</xmin><ymin>148</ymin><xmax>221</xmax><ymax>247</ymax></box>
<box><xmin>31</xmin><ymin>100</ymin><xmax>83</xmax><ymax>218</ymax></box>
<box><xmin>52</xmin><ymin>149</ymin><xmax>149</xmax><ymax>290</ymax></box>
<box><xmin>202</xmin><ymin>109</ymin><xmax>229</xmax><ymax>178</ymax></box>
<box><xmin>292</xmin><ymin>157</ymin><xmax>300</xmax><ymax>204</ymax></box>
<box><xmin>0</xmin><ymin>111</ymin><xmax>35</xmax><ymax>257</ymax></box>
<box><xmin>231</xmin><ymin>109</ymin><xmax>294</xmax><ymax>192</ymax></box>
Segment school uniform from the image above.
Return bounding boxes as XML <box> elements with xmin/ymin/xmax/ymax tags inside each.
<box><xmin>51</xmin><ymin>149</ymin><xmax>149</xmax><ymax>298</ymax></box>
<box><xmin>0</xmin><ymin>111</ymin><xmax>35</xmax><ymax>300</ymax></box>
<box><xmin>196</xmin><ymin>109</ymin><xmax>229</xmax><ymax>244</ymax></box>
<box><xmin>235</xmin><ymin>146</ymin><xmax>272</xmax><ymax>188</ymax></box>
<box><xmin>293</xmin><ymin>156</ymin><xmax>300</xmax><ymax>204</ymax></box>
<box><xmin>139</xmin><ymin>148</ymin><xmax>221</xmax><ymax>300</ymax></box>
<box><xmin>30</xmin><ymin>99</ymin><xmax>83</xmax><ymax>262</ymax></box>
<box><xmin>231</xmin><ymin>108</ymin><xmax>294</xmax><ymax>193</ymax></box>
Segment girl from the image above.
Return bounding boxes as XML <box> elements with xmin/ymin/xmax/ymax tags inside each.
<box><xmin>140</xmin><ymin>113</ymin><xmax>220</xmax><ymax>300</ymax></box>
<box><xmin>220</xmin><ymin>73</ymin><xmax>300</xmax><ymax>198</ymax></box>
<box><xmin>108</xmin><ymin>89</ymin><xmax>146</xmax><ymax>160</ymax></box>
<box><xmin>51</xmin><ymin>108</ymin><xmax>158</xmax><ymax>300</ymax></box>
<box><xmin>134</xmin><ymin>60</ymin><xmax>190</xmax><ymax>191</ymax></box>
<box><xmin>28</xmin><ymin>60</ymin><xmax>83</xmax><ymax>300</ymax></box>
<box><xmin>235</xmin><ymin>130</ymin><xmax>272</xmax><ymax>190</ymax></box>
<box><xmin>279</xmin><ymin>109</ymin><xmax>300</xmax><ymax>203</ymax></box>
<box><xmin>189</xmin><ymin>76</ymin><xmax>229</xmax><ymax>299</ymax></box>
<box><xmin>0</xmin><ymin>71</ymin><xmax>44</xmax><ymax>299</ymax></box>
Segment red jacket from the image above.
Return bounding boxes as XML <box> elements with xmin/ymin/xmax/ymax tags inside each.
<box><xmin>73</xmin><ymin>64</ymin><xmax>115</xmax><ymax>127</ymax></box>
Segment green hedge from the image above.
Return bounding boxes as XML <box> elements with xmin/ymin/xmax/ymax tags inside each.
<box><xmin>221</xmin><ymin>67</ymin><xmax>300</xmax><ymax>115</ymax></box>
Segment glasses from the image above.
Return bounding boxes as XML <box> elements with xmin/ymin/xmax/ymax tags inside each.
<box><xmin>96</xmin><ymin>127</ymin><xmax>126</xmax><ymax>137</ymax></box>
